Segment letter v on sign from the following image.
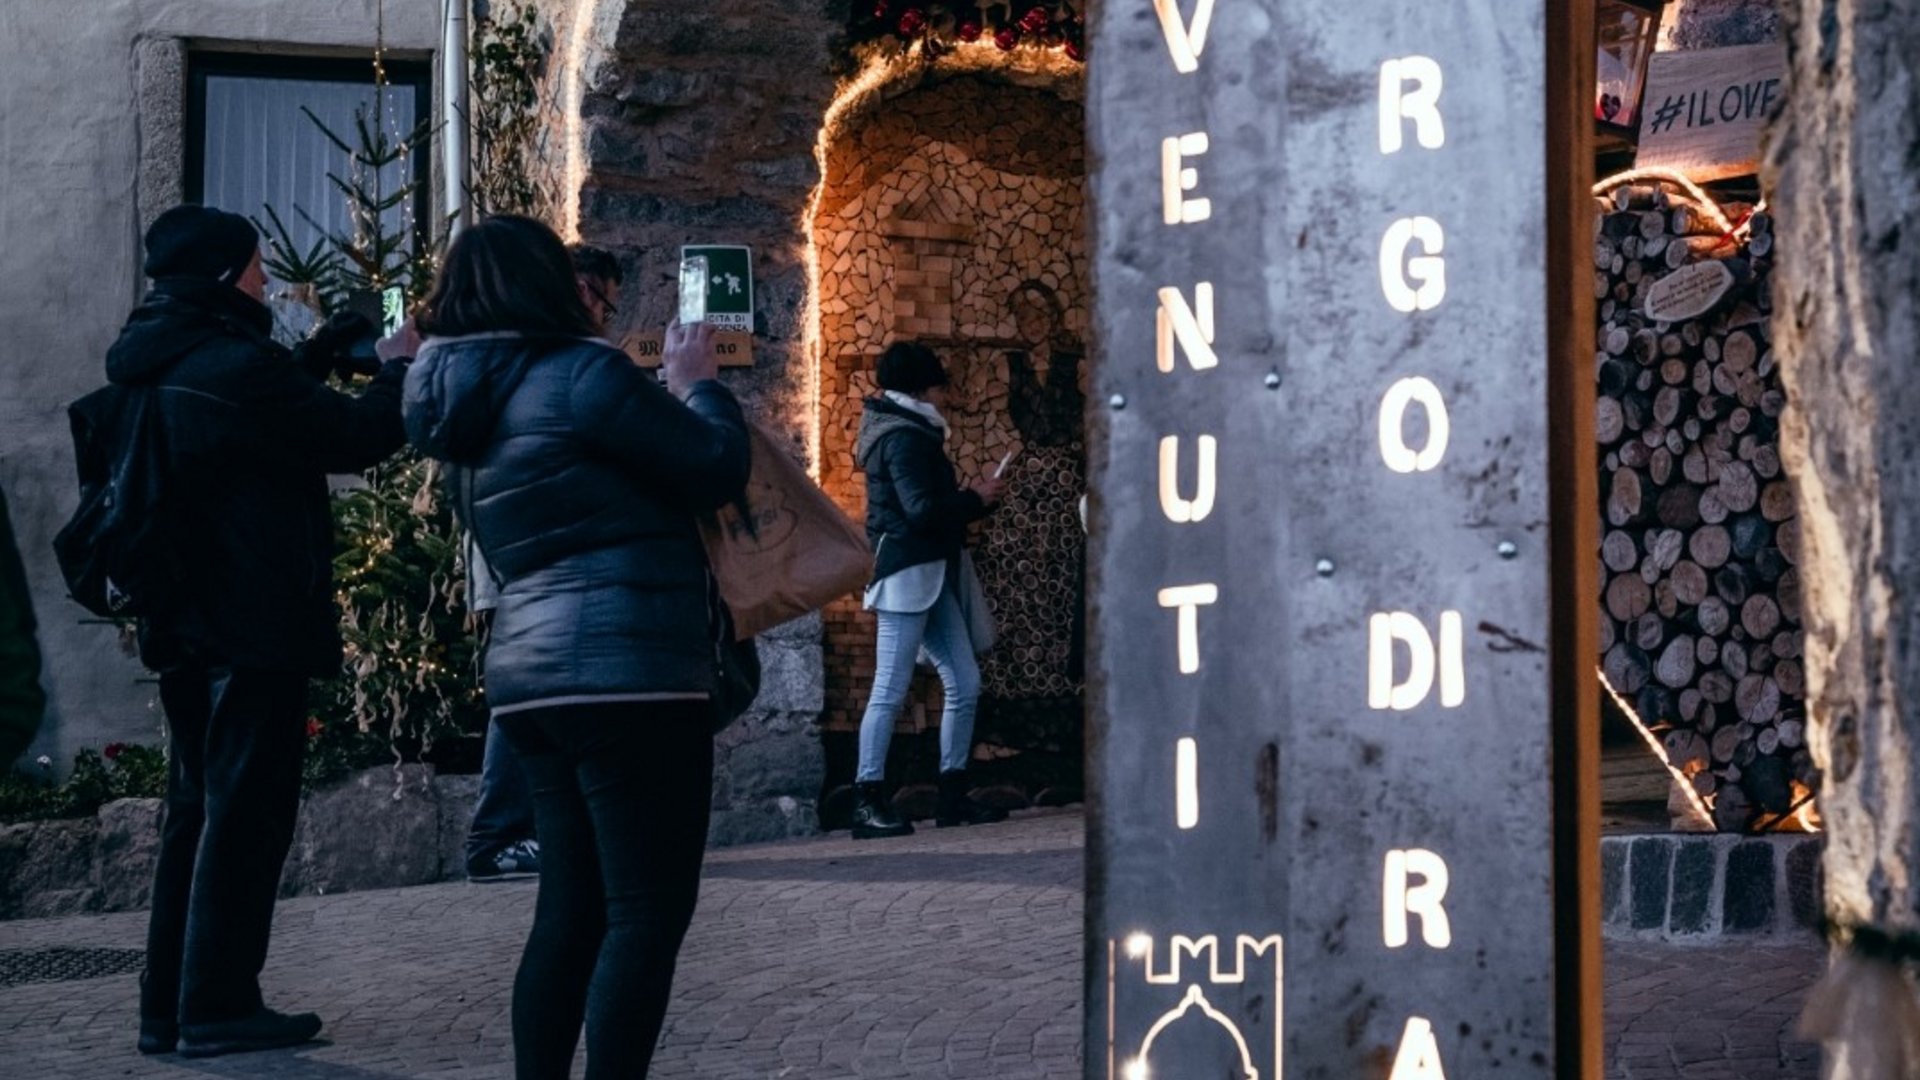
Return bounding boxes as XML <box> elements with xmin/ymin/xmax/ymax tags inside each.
<box><xmin>1154</xmin><ymin>0</ymin><xmax>1216</xmax><ymax>74</ymax></box>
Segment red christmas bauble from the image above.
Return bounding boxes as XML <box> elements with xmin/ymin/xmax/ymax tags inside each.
<box><xmin>898</xmin><ymin>8</ymin><xmax>928</xmax><ymax>35</ymax></box>
<box><xmin>995</xmin><ymin>27</ymin><xmax>1020</xmax><ymax>50</ymax></box>
<box><xmin>957</xmin><ymin>20</ymin><xmax>984</xmax><ymax>42</ymax></box>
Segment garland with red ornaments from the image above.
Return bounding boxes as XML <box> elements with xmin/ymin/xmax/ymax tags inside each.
<box><xmin>853</xmin><ymin>1</ymin><xmax>1086</xmax><ymax>63</ymax></box>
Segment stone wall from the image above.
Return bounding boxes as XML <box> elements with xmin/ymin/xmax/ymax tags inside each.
<box><xmin>811</xmin><ymin>73</ymin><xmax>1088</xmax><ymax>800</ymax></box>
<box><xmin>553</xmin><ymin>0</ymin><xmax>845</xmax><ymax>840</ymax></box>
<box><xmin>1659</xmin><ymin>0</ymin><xmax>1782</xmax><ymax>51</ymax></box>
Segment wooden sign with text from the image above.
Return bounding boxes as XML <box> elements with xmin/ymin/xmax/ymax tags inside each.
<box><xmin>623</xmin><ymin>328</ymin><xmax>756</xmax><ymax>369</ymax></box>
<box><xmin>1635</xmin><ymin>44</ymin><xmax>1787</xmax><ymax>182</ymax></box>
<box><xmin>1085</xmin><ymin>1</ymin><xmax>1597</xmax><ymax>1078</ymax></box>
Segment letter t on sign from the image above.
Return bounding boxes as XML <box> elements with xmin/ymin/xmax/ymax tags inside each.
<box><xmin>1158</xmin><ymin>585</ymin><xmax>1220</xmax><ymax>675</ymax></box>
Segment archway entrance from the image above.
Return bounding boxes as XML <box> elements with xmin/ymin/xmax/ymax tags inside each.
<box><xmin>809</xmin><ymin>69</ymin><xmax>1090</xmax><ymax>820</ymax></box>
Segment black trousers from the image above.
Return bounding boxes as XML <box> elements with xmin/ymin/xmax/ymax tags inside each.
<box><xmin>141</xmin><ymin>666</ymin><xmax>308</xmax><ymax>1025</ymax></box>
<box><xmin>499</xmin><ymin>701</ymin><xmax>714</xmax><ymax>1080</ymax></box>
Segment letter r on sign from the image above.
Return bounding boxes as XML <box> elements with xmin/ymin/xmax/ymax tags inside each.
<box><xmin>1384</xmin><ymin>848</ymin><xmax>1453</xmax><ymax>949</ymax></box>
<box><xmin>1379</xmin><ymin>57</ymin><xmax>1446</xmax><ymax>154</ymax></box>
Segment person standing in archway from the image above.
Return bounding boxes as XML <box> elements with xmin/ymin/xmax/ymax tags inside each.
<box><xmin>851</xmin><ymin>342</ymin><xmax>1008</xmax><ymax>839</ymax></box>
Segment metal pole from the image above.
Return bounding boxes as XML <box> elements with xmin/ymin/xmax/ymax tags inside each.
<box><xmin>442</xmin><ymin>0</ymin><xmax>473</xmax><ymax>235</ymax></box>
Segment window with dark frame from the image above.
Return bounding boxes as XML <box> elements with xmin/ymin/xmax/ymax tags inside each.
<box><xmin>186</xmin><ymin>52</ymin><xmax>433</xmax><ymax>274</ymax></box>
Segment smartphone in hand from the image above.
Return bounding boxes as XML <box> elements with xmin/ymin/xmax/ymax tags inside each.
<box><xmin>678</xmin><ymin>255</ymin><xmax>709</xmax><ymax>325</ymax></box>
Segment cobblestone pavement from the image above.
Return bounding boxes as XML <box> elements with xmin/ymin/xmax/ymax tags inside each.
<box><xmin>0</xmin><ymin>810</ymin><xmax>1822</xmax><ymax>1078</ymax></box>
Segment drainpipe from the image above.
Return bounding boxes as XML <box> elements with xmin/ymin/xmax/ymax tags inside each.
<box><xmin>442</xmin><ymin>0</ymin><xmax>473</xmax><ymax>235</ymax></box>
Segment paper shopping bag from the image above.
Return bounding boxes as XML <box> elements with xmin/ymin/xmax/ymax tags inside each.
<box><xmin>700</xmin><ymin>421</ymin><xmax>872</xmax><ymax>641</ymax></box>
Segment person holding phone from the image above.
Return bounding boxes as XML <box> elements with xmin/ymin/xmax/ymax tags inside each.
<box><xmin>404</xmin><ymin>215</ymin><xmax>747</xmax><ymax>1079</ymax></box>
<box><xmin>849</xmin><ymin>341</ymin><xmax>1008</xmax><ymax>839</ymax></box>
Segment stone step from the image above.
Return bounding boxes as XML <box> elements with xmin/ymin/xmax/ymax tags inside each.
<box><xmin>1602</xmin><ymin>832</ymin><xmax>1823</xmax><ymax>941</ymax></box>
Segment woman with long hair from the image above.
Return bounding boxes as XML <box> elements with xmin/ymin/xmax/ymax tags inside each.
<box><xmin>403</xmin><ymin>215</ymin><xmax>748</xmax><ymax>1078</ymax></box>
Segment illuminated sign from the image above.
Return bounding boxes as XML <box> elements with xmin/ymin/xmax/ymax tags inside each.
<box><xmin>1086</xmin><ymin>2</ymin><xmax>1596</xmax><ymax>1077</ymax></box>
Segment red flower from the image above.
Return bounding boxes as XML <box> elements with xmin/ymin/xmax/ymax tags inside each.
<box><xmin>995</xmin><ymin>26</ymin><xmax>1021</xmax><ymax>50</ymax></box>
<box><xmin>957</xmin><ymin>20</ymin><xmax>983</xmax><ymax>42</ymax></box>
<box><xmin>897</xmin><ymin>7</ymin><xmax>927</xmax><ymax>35</ymax></box>
<box><xmin>103</xmin><ymin>742</ymin><xmax>127</xmax><ymax>761</ymax></box>
<box><xmin>1019</xmin><ymin>7</ymin><xmax>1051</xmax><ymax>34</ymax></box>
<box><xmin>306</xmin><ymin>717</ymin><xmax>324</xmax><ymax>740</ymax></box>
<box><xmin>1065</xmin><ymin>40</ymin><xmax>1085</xmax><ymax>62</ymax></box>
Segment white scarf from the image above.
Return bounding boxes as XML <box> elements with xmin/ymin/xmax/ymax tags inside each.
<box><xmin>884</xmin><ymin>390</ymin><xmax>949</xmax><ymax>438</ymax></box>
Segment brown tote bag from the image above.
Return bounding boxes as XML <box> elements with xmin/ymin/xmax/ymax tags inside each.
<box><xmin>700</xmin><ymin>421</ymin><xmax>872</xmax><ymax>641</ymax></box>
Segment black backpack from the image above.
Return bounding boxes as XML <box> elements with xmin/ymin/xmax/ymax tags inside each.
<box><xmin>52</xmin><ymin>385</ymin><xmax>187</xmax><ymax>619</ymax></box>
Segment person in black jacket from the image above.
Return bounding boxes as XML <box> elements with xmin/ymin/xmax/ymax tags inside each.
<box><xmin>110</xmin><ymin>206</ymin><xmax>411</xmax><ymax>1058</ymax></box>
<box><xmin>0</xmin><ymin>486</ymin><xmax>45</xmax><ymax>767</ymax></box>
<box><xmin>850</xmin><ymin>342</ymin><xmax>1008</xmax><ymax>839</ymax></box>
<box><xmin>404</xmin><ymin>215</ymin><xmax>749</xmax><ymax>1080</ymax></box>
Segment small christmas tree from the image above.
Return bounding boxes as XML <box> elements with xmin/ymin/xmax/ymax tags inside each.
<box><xmin>257</xmin><ymin>48</ymin><xmax>484</xmax><ymax>784</ymax></box>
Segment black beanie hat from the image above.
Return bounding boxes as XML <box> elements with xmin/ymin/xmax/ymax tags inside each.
<box><xmin>876</xmin><ymin>341</ymin><xmax>947</xmax><ymax>396</ymax></box>
<box><xmin>143</xmin><ymin>205</ymin><xmax>260</xmax><ymax>284</ymax></box>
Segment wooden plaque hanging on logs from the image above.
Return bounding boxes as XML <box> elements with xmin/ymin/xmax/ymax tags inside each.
<box><xmin>1644</xmin><ymin>260</ymin><xmax>1734</xmax><ymax>323</ymax></box>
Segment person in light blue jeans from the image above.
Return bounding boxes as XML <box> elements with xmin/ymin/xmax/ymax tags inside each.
<box><xmin>850</xmin><ymin>342</ymin><xmax>1007</xmax><ymax>838</ymax></box>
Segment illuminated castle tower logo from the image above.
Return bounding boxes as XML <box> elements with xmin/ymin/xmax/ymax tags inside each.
<box><xmin>1107</xmin><ymin>933</ymin><xmax>1284</xmax><ymax>1080</ymax></box>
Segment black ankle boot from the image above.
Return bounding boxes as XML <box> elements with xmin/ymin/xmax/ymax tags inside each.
<box><xmin>936</xmin><ymin>771</ymin><xmax>1008</xmax><ymax>828</ymax></box>
<box><xmin>850</xmin><ymin>782</ymin><xmax>914</xmax><ymax>839</ymax></box>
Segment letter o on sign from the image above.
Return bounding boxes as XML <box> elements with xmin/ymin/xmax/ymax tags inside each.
<box><xmin>1378</xmin><ymin>376</ymin><xmax>1451</xmax><ymax>474</ymax></box>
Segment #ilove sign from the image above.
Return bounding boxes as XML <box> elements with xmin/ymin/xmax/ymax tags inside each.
<box><xmin>1635</xmin><ymin>44</ymin><xmax>1787</xmax><ymax>182</ymax></box>
<box><xmin>1086</xmin><ymin>2</ymin><xmax>1592</xmax><ymax>1078</ymax></box>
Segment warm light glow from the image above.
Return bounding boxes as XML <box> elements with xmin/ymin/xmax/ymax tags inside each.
<box><xmin>1383</xmin><ymin>848</ymin><xmax>1453</xmax><ymax>949</ymax></box>
<box><xmin>1124</xmin><ymin>1060</ymin><xmax>1149</xmax><ymax>1080</ymax></box>
<box><xmin>1135</xmin><ymin>986</ymin><xmax>1260</xmax><ymax>1080</ymax></box>
<box><xmin>800</xmin><ymin>43</ymin><xmax>1083</xmax><ymax>478</ymax></box>
<box><xmin>560</xmin><ymin>0</ymin><xmax>607</xmax><ymax>243</ymax></box>
<box><xmin>1161</xmin><ymin>133</ymin><xmax>1212</xmax><ymax>225</ymax></box>
<box><xmin>1378</xmin><ymin>377</ymin><xmax>1450</xmax><ymax>474</ymax></box>
<box><xmin>1379</xmin><ymin>57</ymin><xmax>1446</xmax><ymax>154</ymax></box>
<box><xmin>1156</xmin><ymin>283</ymin><xmax>1218</xmax><ymax>373</ymax></box>
<box><xmin>1380</xmin><ymin>217</ymin><xmax>1447</xmax><ymax>312</ymax></box>
<box><xmin>1389</xmin><ymin>1017</ymin><xmax>1449</xmax><ymax>1080</ymax></box>
<box><xmin>1152</xmin><ymin>0</ymin><xmax>1216</xmax><ymax>74</ymax></box>
<box><xmin>1125</xmin><ymin>933</ymin><xmax>1153</xmax><ymax>959</ymax></box>
<box><xmin>1599</xmin><ymin>669</ymin><xmax>1716</xmax><ymax>830</ymax></box>
<box><xmin>1158</xmin><ymin>585</ymin><xmax>1220</xmax><ymax>675</ymax></box>
<box><xmin>1159</xmin><ymin>435</ymin><xmax>1219</xmax><ymax>523</ymax></box>
<box><xmin>1176</xmin><ymin>737</ymin><xmax>1200</xmax><ymax>829</ymax></box>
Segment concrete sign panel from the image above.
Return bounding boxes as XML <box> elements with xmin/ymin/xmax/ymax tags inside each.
<box><xmin>1085</xmin><ymin>2</ymin><xmax>1596</xmax><ymax>1078</ymax></box>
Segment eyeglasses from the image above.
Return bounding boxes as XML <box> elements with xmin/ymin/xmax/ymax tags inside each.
<box><xmin>582</xmin><ymin>279</ymin><xmax>618</xmax><ymax>319</ymax></box>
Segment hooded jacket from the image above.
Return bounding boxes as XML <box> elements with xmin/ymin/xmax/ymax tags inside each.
<box><xmin>93</xmin><ymin>277</ymin><xmax>407</xmax><ymax>675</ymax></box>
<box><xmin>855</xmin><ymin>396</ymin><xmax>987</xmax><ymax>583</ymax></box>
<box><xmin>403</xmin><ymin>334</ymin><xmax>749</xmax><ymax>712</ymax></box>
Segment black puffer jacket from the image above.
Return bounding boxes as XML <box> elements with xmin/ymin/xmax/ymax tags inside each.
<box><xmin>97</xmin><ymin>277</ymin><xmax>408</xmax><ymax>675</ymax></box>
<box><xmin>403</xmin><ymin>335</ymin><xmax>749</xmax><ymax>711</ymax></box>
<box><xmin>855</xmin><ymin>396</ymin><xmax>988</xmax><ymax>582</ymax></box>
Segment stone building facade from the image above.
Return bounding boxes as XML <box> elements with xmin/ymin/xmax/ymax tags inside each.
<box><xmin>512</xmin><ymin>1</ymin><xmax>1091</xmax><ymax>828</ymax></box>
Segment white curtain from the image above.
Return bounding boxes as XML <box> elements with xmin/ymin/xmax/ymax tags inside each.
<box><xmin>200</xmin><ymin>75</ymin><xmax>419</xmax><ymax>260</ymax></box>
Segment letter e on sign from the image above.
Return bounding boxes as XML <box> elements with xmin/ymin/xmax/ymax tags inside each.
<box><xmin>1161</xmin><ymin>133</ymin><xmax>1213</xmax><ymax>225</ymax></box>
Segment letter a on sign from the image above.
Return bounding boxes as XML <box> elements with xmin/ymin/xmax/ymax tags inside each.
<box><xmin>1389</xmin><ymin>1018</ymin><xmax>1449</xmax><ymax>1080</ymax></box>
<box><xmin>1152</xmin><ymin>0</ymin><xmax>1215</xmax><ymax>74</ymax></box>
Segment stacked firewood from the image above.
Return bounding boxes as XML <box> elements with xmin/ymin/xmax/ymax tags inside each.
<box><xmin>1593</xmin><ymin>183</ymin><xmax>1813</xmax><ymax>831</ymax></box>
